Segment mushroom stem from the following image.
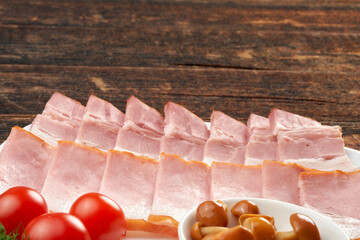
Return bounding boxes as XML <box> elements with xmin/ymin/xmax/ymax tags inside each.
<box><xmin>275</xmin><ymin>231</ymin><xmax>297</xmax><ymax>240</ymax></box>
<box><xmin>201</xmin><ymin>226</ymin><xmax>228</xmax><ymax>236</ymax></box>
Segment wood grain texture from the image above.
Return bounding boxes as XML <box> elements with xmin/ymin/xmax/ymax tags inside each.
<box><xmin>0</xmin><ymin>1</ymin><xmax>359</xmax><ymax>72</ymax></box>
<box><xmin>0</xmin><ymin>0</ymin><xmax>359</xmax><ymax>151</ymax></box>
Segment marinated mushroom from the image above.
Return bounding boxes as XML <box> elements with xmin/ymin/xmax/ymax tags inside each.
<box><xmin>231</xmin><ymin>200</ymin><xmax>260</xmax><ymax>217</ymax></box>
<box><xmin>213</xmin><ymin>225</ymin><xmax>255</xmax><ymax>240</ymax></box>
<box><xmin>243</xmin><ymin>216</ymin><xmax>276</xmax><ymax>240</ymax></box>
<box><xmin>196</xmin><ymin>201</ymin><xmax>228</xmax><ymax>227</ymax></box>
<box><xmin>275</xmin><ymin>213</ymin><xmax>320</xmax><ymax>240</ymax></box>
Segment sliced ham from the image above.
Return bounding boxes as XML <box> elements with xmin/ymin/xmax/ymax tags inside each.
<box><xmin>30</xmin><ymin>114</ymin><xmax>79</xmax><ymax>146</ymax></box>
<box><xmin>151</xmin><ymin>153</ymin><xmax>211</xmax><ymax>221</ymax></box>
<box><xmin>245</xmin><ymin>114</ymin><xmax>277</xmax><ymax>165</ymax></box>
<box><xmin>41</xmin><ymin>141</ymin><xmax>107</xmax><ymax>212</ymax></box>
<box><xmin>299</xmin><ymin>170</ymin><xmax>360</xmax><ymax>238</ymax></box>
<box><xmin>262</xmin><ymin>161</ymin><xmax>309</xmax><ymax>205</ymax></box>
<box><xmin>0</xmin><ymin>126</ymin><xmax>55</xmax><ymax>193</ymax></box>
<box><xmin>115</xmin><ymin>96</ymin><xmax>164</xmax><ymax>159</ymax></box>
<box><xmin>268</xmin><ymin>108</ymin><xmax>321</xmax><ymax>135</ymax></box>
<box><xmin>76</xmin><ymin>95</ymin><xmax>124</xmax><ymax>150</ymax></box>
<box><xmin>100</xmin><ymin>151</ymin><xmax>158</xmax><ymax>220</ymax></box>
<box><xmin>203</xmin><ymin>111</ymin><xmax>247</xmax><ymax>165</ymax></box>
<box><xmin>30</xmin><ymin>92</ymin><xmax>85</xmax><ymax>146</ymax></box>
<box><xmin>42</xmin><ymin>92</ymin><xmax>85</xmax><ymax>127</ymax></box>
<box><xmin>210</xmin><ymin>162</ymin><xmax>262</xmax><ymax>201</ymax></box>
<box><xmin>161</xmin><ymin>102</ymin><xmax>209</xmax><ymax>161</ymax></box>
<box><xmin>277</xmin><ymin>126</ymin><xmax>358</xmax><ymax>171</ymax></box>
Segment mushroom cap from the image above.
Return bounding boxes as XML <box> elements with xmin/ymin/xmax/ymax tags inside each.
<box><xmin>243</xmin><ymin>217</ymin><xmax>276</xmax><ymax>240</ymax></box>
<box><xmin>231</xmin><ymin>200</ymin><xmax>260</xmax><ymax>217</ymax></box>
<box><xmin>290</xmin><ymin>213</ymin><xmax>320</xmax><ymax>240</ymax></box>
<box><xmin>196</xmin><ymin>201</ymin><xmax>228</xmax><ymax>227</ymax></box>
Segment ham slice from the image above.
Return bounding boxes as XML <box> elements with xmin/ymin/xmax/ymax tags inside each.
<box><xmin>41</xmin><ymin>141</ymin><xmax>107</xmax><ymax>212</ymax></box>
<box><xmin>30</xmin><ymin>114</ymin><xmax>79</xmax><ymax>146</ymax></box>
<box><xmin>245</xmin><ymin>114</ymin><xmax>277</xmax><ymax>165</ymax></box>
<box><xmin>100</xmin><ymin>151</ymin><xmax>158</xmax><ymax>220</ymax></box>
<box><xmin>161</xmin><ymin>102</ymin><xmax>209</xmax><ymax>161</ymax></box>
<box><xmin>299</xmin><ymin>170</ymin><xmax>360</xmax><ymax>238</ymax></box>
<box><xmin>30</xmin><ymin>92</ymin><xmax>85</xmax><ymax>146</ymax></box>
<box><xmin>76</xmin><ymin>95</ymin><xmax>124</xmax><ymax>150</ymax></box>
<box><xmin>115</xmin><ymin>96</ymin><xmax>164</xmax><ymax>159</ymax></box>
<box><xmin>210</xmin><ymin>162</ymin><xmax>262</xmax><ymax>201</ymax></box>
<box><xmin>269</xmin><ymin>108</ymin><xmax>321</xmax><ymax>135</ymax></box>
<box><xmin>0</xmin><ymin>126</ymin><xmax>55</xmax><ymax>193</ymax></box>
<box><xmin>262</xmin><ymin>161</ymin><xmax>309</xmax><ymax>205</ymax></box>
<box><xmin>42</xmin><ymin>92</ymin><xmax>85</xmax><ymax>127</ymax></box>
<box><xmin>151</xmin><ymin>153</ymin><xmax>211</xmax><ymax>221</ymax></box>
<box><xmin>278</xmin><ymin>126</ymin><xmax>358</xmax><ymax>171</ymax></box>
<box><xmin>203</xmin><ymin>111</ymin><xmax>247</xmax><ymax>165</ymax></box>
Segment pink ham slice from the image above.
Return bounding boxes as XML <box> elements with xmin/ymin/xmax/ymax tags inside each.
<box><xmin>0</xmin><ymin>126</ymin><xmax>55</xmax><ymax>193</ymax></box>
<box><xmin>30</xmin><ymin>114</ymin><xmax>78</xmax><ymax>146</ymax></box>
<box><xmin>245</xmin><ymin>114</ymin><xmax>277</xmax><ymax>165</ymax></box>
<box><xmin>268</xmin><ymin>108</ymin><xmax>321</xmax><ymax>135</ymax></box>
<box><xmin>151</xmin><ymin>153</ymin><xmax>211</xmax><ymax>221</ymax></box>
<box><xmin>299</xmin><ymin>170</ymin><xmax>360</xmax><ymax>238</ymax></box>
<box><xmin>100</xmin><ymin>151</ymin><xmax>158</xmax><ymax>220</ymax></box>
<box><xmin>76</xmin><ymin>95</ymin><xmax>124</xmax><ymax>150</ymax></box>
<box><xmin>41</xmin><ymin>141</ymin><xmax>107</xmax><ymax>212</ymax></box>
<box><xmin>278</xmin><ymin>126</ymin><xmax>358</xmax><ymax>171</ymax></box>
<box><xmin>210</xmin><ymin>162</ymin><xmax>262</xmax><ymax>201</ymax></box>
<box><xmin>203</xmin><ymin>111</ymin><xmax>247</xmax><ymax>165</ymax></box>
<box><xmin>115</xmin><ymin>96</ymin><xmax>164</xmax><ymax>159</ymax></box>
<box><xmin>30</xmin><ymin>92</ymin><xmax>85</xmax><ymax>146</ymax></box>
<box><xmin>42</xmin><ymin>92</ymin><xmax>85</xmax><ymax>127</ymax></box>
<box><xmin>161</xmin><ymin>102</ymin><xmax>210</xmax><ymax>161</ymax></box>
<box><xmin>262</xmin><ymin>161</ymin><xmax>309</xmax><ymax>205</ymax></box>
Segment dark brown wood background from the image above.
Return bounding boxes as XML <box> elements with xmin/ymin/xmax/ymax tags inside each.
<box><xmin>0</xmin><ymin>0</ymin><xmax>359</xmax><ymax>150</ymax></box>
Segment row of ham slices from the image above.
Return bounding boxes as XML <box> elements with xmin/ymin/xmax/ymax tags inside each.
<box><xmin>0</xmin><ymin>92</ymin><xmax>359</xmax><ymax>238</ymax></box>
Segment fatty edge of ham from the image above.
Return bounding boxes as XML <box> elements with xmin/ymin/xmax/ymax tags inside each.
<box><xmin>99</xmin><ymin>151</ymin><xmax>159</xmax><ymax>220</ymax></box>
<box><xmin>0</xmin><ymin>126</ymin><xmax>55</xmax><ymax>193</ymax></box>
<box><xmin>151</xmin><ymin>153</ymin><xmax>211</xmax><ymax>222</ymax></box>
<box><xmin>210</xmin><ymin>162</ymin><xmax>262</xmax><ymax>201</ymax></box>
<box><xmin>76</xmin><ymin>96</ymin><xmax>125</xmax><ymax>150</ymax></box>
<box><xmin>203</xmin><ymin>111</ymin><xmax>247</xmax><ymax>165</ymax></box>
<box><xmin>41</xmin><ymin>141</ymin><xmax>107</xmax><ymax>212</ymax></box>
<box><xmin>268</xmin><ymin>108</ymin><xmax>321</xmax><ymax>135</ymax></box>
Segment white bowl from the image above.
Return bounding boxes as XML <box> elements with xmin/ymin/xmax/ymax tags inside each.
<box><xmin>178</xmin><ymin>197</ymin><xmax>348</xmax><ymax>240</ymax></box>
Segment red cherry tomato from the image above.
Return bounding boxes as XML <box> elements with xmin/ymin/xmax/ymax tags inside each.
<box><xmin>0</xmin><ymin>187</ymin><xmax>48</xmax><ymax>238</ymax></box>
<box><xmin>69</xmin><ymin>192</ymin><xmax>126</xmax><ymax>240</ymax></box>
<box><xmin>23</xmin><ymin>213</ymin><xmax>91</xmax><ymax>240</ymax></box>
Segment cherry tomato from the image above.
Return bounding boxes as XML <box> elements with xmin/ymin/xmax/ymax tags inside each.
<box><xmin>69</xmin><ymin>192</ymin><xmax>126</xmax><ymax>240</ymax></box>
<box><xmin>0</xmin><ymin>187</ymin><xmax>48</xmax><ymax>238</ymax></box>
<box><xmin>23</xmin><ymin>213</ymin><xmax>91</xmax><ymax>240</ymax></box>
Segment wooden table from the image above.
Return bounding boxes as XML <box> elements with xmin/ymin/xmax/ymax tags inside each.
<box><xmin>0</xmin><ymin>0</ymin><xmax>359</xmax><ymax>150</ymax></box>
